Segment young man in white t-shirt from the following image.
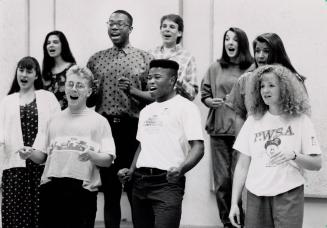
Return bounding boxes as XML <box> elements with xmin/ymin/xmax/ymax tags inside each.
<box><xmin>21</xmin><ymin>65</ymin><xmax>116</xmax><ymax>228</ymax></box>
<box><xmin>118</xmin><ymin>59</ymin><xmax>204</xmax><ymax>228</ymax></box>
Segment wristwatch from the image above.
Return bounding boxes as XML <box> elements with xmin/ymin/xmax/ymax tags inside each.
<box><xmin>291</xmin><ymin>151</ymin><xmax>297</xmax><ymax>160</ymax></box>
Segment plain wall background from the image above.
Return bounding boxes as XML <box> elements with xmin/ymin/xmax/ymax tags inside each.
<box><xmin>1</xmin><ymin>0</ymin><xmax>327</xmax><ymax>227</ymax></box>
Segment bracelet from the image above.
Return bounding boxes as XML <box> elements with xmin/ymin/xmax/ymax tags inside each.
<box><xmin>291</xmin><ymin>151</ymin><xmax>297</xmax><ymax>160</ymax></box>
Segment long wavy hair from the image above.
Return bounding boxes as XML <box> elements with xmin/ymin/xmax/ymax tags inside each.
<box><xmin>253</xmin><ymin>33</ymin><xmax>305</xmax><ymax>83</ymax></box>
<box><xmin>42</xmin><ymin>30</ymin><xmax>76</xmax><ymax>81</ymax></box>
<box><xmin>219</xmin><ymin>27</ymin><xmax>253</xmax><ymax>70</ymax></box>
<box><xmin>248</xmin><ymin>64</ymin><xmax>310</xmax><ymax>119</ymax></box>
<box><xmin>8</xmin><ymin>56</ymin><xmax>43</xmax><ymax>95</ymax></box>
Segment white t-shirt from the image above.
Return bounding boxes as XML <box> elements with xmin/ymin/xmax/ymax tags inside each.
<box><xmin>136</xmin><ymin>95</ymin><xmax>204</xmax><ymax>170</ymax></box>
<box><xmin>233</xmin><ymin>111</ymin><xmax>321</xmax><ymax>196</ymax></box>
<box><xmin>34</xmin><ymin>108</ymin><xmax>115</xmax><ymax>191</ymax></box>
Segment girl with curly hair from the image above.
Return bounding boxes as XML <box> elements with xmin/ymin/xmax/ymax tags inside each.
<box><xmin>227</xmin><ymin>33</ymin><xmax>307</xmax><ymax>133</ymax></box>
<box><xmin>229</xmin><ymin>64</ymin><xmax>321</xmax><ymax>228</ymax></box>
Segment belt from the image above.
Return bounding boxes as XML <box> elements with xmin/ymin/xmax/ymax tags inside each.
<box><xmin>136</xmin><ymin>167</ymin><xmax>167</xmax><ymax>175</ymax></box>
<box><xmin>103</xmin><ymin>114</ymin><xmax>138</xmax><ymax>124</ymax></box>
<box><xmin>111</xmin><ymin>117</ymin><xmax>122</xmax><ymax>123</ymax></box>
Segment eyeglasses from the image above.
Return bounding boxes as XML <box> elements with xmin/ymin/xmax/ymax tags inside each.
<box><xmin>106</xmin><ymin>21</ymin><xmax>130</xmax><ymax>29</ymax></box>
<box><xmin>66</xmin><ymin>81</ymin><xmax>87</xmax><ymax>90</ymax></box>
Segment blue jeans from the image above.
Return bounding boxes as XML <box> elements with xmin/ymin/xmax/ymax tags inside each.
<box><xmin>210</xmin><ymin>136</ymin><xmax>244</xmax><ymax>227</ymax></box>
<box><xmin>132</xmin><ymin>168</ymin><xmax>185</xmax><ymax>228</ymax></box>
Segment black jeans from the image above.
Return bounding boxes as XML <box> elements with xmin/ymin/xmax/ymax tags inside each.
<box><xmin>39</xmin><ymin>178</ymin><xmax>97</xmax><ymax>228</ymax></box>
<box><xmin>210</xmin><ymin>136</ymin><xmax>244</xmax><ymax>227</ymax></box>
<box><xmin>132</xmin><ymin>168</ymin><xmax>185</xmax><ymax>228</ymax></box>
<box><xmin>100</xmin><ymin>114</ymin><xmax>139</xmax><ymax>228</ymax></box>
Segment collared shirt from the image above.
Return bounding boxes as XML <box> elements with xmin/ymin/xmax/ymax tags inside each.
<box><xmin>87</xmin><ymin>44</ymin><xmax>153</xmax><ymax>118</ymax></box>
<box><xmin>150</xmin><ymin>44</ymin><xmax>198</xmax><ymax>101</ymax></box>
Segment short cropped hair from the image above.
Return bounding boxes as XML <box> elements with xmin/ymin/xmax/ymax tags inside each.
<box><xmin>66</xmin><ymin>65</ymin><xmax>94</xmax><ymax>88</ymax></box>
<box><xmin>150</xmin><ymin>59</ymin><xmax>179</xmax><ymax>71</ymax></box>
<box><xmin>160</xmin><ymin>14</ymin><xmax>184</xmax><ymax>44</ymax></box>
<box><xmin>113</xmin><ymin>10</ymin><xmax>133</xmax><ymax>26</ymax></box>
<box><xmin>149</xmin><ymin>59</ymin><xmax>179</xmax><ymax>86</ymax></box>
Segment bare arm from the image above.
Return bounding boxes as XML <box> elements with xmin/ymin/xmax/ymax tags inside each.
<box><xmin>167</xmin><ymin>140</ymin><xmax>204</xmax><ymax>182</ymax></box>
<box><xmin>118</xmin><ymin>144</ymin><xmax>141</xmax><ymax>183</ymax></box>
<box><xmin>229</xmin><ymin>153</ymin><xmax>251</xmax><ymax>228</ymax></box>
<box><xmin>270</xmin><ymin>151</ymin><xmax>322</xmax><ymax>171</ymax></box>
<box><xmin>79</xmin><ymin>149</ymin><xmax>114</xmax><ymax>168</ymax></box>
<box><xmin>294</xmin><ymin>154</ymin><xmax>321</xmax><ymax>170</ymax></box>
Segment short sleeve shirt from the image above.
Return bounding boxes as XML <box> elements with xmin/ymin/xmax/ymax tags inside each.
<box><xmin>233</xmin><ymin>112</ymin><xmax>322</xmax><ymax>196</ymax></box>
<box><xmin>87</xmin><ymin>45</ymin><xmax>153</xmax><ymax>118</ymax></box>
<box><xmin>136</xmin><ymin>95</ymin><xmax>204</xmax><ymax>170</ymax></box>
<box><xmin>37</xmin><ymin>108</ymin><xmax>116</xmax><ymax>191</ymax></box>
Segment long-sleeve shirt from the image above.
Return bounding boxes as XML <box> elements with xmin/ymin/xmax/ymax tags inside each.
<box><xmin>150</xmin><ymin>44</ymin><xmax>198</xmax><ymax>101</ymax></box>
<box><xmin>0</xmin><ymin>90</ymin><xmax>60</xmax><ymax>174</ymax></box>
<box><xmin>201</xmin><ymin>61</ymin><xmax>247</xmax><ymax>136</ymax></box>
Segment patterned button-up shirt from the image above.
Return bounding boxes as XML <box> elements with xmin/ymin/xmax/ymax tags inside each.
<box><xmin>87</xmin><ymin>45</ymin><xmax>153</xmax><ymax>118</ymax></box>
<box><xmin>150</xmin><ymin>44</ymin><xmax>198</xmax><ymax>100</ymax></box>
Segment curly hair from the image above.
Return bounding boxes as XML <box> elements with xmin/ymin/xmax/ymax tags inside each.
<box><xmin>247</xmin><ymin>64</ymin><xmax>310</xmax><ymax>119</ymax></box>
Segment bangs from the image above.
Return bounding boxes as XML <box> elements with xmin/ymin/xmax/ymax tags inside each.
<box><xmin>17</xmin><ymin>57</ymin><xmax>37</xmax><ymax>70</ymax></box>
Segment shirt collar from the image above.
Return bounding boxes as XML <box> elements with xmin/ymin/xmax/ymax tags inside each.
<box><xmin>159</xmin><ymin>44</ymin><xmax>182</xmax><ymax>53</ymax></box>
<box><xmin>112</xmin><ymin>43</ymin><xmax>133</xmax><ymax>55</ymax></box>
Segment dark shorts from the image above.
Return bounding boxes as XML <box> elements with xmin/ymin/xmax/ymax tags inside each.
<box><xmin>245</xmin><ymin>185</ymin><xmax>304</xmax><ymax>228</ymax></box>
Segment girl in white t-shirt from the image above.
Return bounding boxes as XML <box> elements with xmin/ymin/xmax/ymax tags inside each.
<box><xmin>229</xmin><ymin>64</ymin><xmax>322</xmax><ymax>228</ymax></box>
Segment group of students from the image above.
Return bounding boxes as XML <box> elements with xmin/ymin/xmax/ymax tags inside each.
<box><xmin>203</xmin><ymin>28</ymin><xmax>321</xmax><ymax>228</ymax></box>
<box><xmin>0</xmin><ymin>8</ymin><xmax>323</xmax><ymax>228</ymax></box>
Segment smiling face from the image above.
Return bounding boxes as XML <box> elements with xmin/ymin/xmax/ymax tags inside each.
<box><xmin>46</xmin><ymin>35</ymin><xmax>62</xmax><ymax>58</ymax></box>
<box><xmin>147</xmin><ymin>67</ymin><xmax>176</xmax><ymax>102</ymax></box>
<box><xmin>107</xmin><ymin>13</ymin><xmax>132</xmax><ymax>48</ymax></box>
<box><xmin>160</xmin><ymin>19</ymin><xmax>182</xmax><ymax>48</ymax></box>
<box><xmin>65</xmin><ymin>73</ymin><xmax>92</xmax><ymax>111</ymax></box>
<box><xmin>255</xmin><ymin>41</ymin><xmax>270</xmax><ymax>67</ymax></box>
<box><xmin>260</xmin><ymin>72</ymin><xmax>281</xmax><ymax>110</ymax></box>
<box><xmin>16</xmin><ymin>66</ymin><xmax>37</xmax><ymax>92</ymax></box>
<box><xmin>224</xmin><ymin>30</ymin><xmax>239</xmax><ymax>60</ymax></box>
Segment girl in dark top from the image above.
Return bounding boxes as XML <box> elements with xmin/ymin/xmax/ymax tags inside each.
<box><xmin>201</xmin><ymin>27</ymin><xmax>253</xmax><ymax>228</ymax></box>
<box><xmin>42</xmin><ymin>30</ymin><xmax>76</xmax><ymax>110</ymax></box>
